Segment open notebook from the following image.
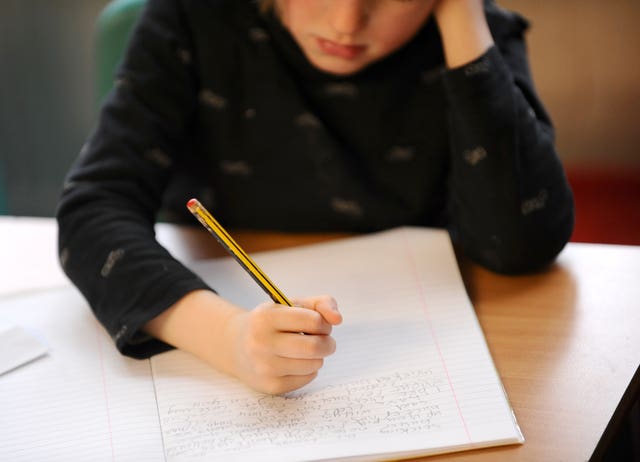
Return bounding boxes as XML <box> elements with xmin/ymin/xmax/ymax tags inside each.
<box><xmin>0</xmin><ymin>227</ymin><xmax>522</xmax><ymax>461</ymax></box>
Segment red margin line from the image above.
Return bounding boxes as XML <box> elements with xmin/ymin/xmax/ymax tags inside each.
<box><xmin>95</xmin><ymin>321</ymin><xmax>116</xmax><ymax>461</ymax></box>
<box><xmin>401</xmin><ymin>228</ymin><xmax>472</xmax><ymax>443</ymax></box>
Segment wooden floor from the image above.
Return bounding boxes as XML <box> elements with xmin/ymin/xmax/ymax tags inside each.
<box><xmin>567</xmin><ymin>167</ymin><xmax>640</xmax><ymax>246</ymax></box>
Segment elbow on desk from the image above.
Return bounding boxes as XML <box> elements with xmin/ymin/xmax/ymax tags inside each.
<box><xmin>466</xmin><ymin>240</ymin><xmax>566</xmax><ymax>275</ymax></box>
<box><xmin>473</xmin><ymin>243</ymin><xmax>565</xmax><ymax>275</ymax></box>
<box><xmin>459</xmin><ymin>219</ymin><xmax>575</xmax><ymax>276</ymax></box>
<box><xmin>460</xmin><ymin>189</ymin><xmax>576</xmax><ymax>275</ymax></box>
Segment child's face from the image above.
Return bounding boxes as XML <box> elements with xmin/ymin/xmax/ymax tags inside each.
<box><xmin>276</xmin><ymin>0</ymin><xmax>437</xmax><ymax>76</ymax></box>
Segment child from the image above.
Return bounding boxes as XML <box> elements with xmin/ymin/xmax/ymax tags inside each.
<box><xmin>57</xmin><ymin>0</ymin><xmax>574</xmax><ymax>394</ymax></box>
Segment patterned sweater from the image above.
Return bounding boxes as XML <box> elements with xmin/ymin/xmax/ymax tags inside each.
<box><xmin>57</xmin><ymin>0</ymin><xmax>574</xmax><ymax>358</ymax></box>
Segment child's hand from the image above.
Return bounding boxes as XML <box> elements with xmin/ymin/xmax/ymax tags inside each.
<box><xmin>434</xmin><ymin>0</ymin><xmax>485</xmax><ymax>21</ymax></box>
<box><xmin>225</xmin><ymin>295</ymin><xmax>342</xmax><ymax>395</ymax></box>
<box><xmin>433</xmin><ymin>0</ymin><xmax>493</xmax><ymax>69</ymax></box>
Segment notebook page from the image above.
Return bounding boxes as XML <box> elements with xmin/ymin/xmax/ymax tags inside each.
<box><xmin>151</xmin><ymin>227</ymin><xmax>523</xmax><ymax>461</ymax></box>
<box><xmin>0</xmin><ymin>287</ymin><xmax>165</xmax><ymax>462</ymax></box>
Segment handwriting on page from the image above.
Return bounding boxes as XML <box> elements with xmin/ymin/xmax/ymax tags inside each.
<box><xmin>162</xmin><ymin>368</ymin><xmax>444</xmax><ymax>458</ymax></box>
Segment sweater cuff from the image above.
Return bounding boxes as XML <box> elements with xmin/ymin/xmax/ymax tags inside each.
<box><xmin>441</xmin><ymin>45</ymin><xmax>511</xmax><ymax>103</ymax></box>
<box><xmin>113</xmin><ymin>277</ymin><xmax>212</xmax><ymax>359</ymax></box>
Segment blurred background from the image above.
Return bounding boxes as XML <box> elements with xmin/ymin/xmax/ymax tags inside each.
<box><xmin>0</xmin><ymin>0</ymin><xmax>639</xmax><ymax>243</ymax></box>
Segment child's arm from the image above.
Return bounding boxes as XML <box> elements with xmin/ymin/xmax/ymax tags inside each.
<box><xmin>143</xmin><ymin>292</ymin><xmax>342</xmax><ymax>394</ymax></box>
<box><xmin>56</xmin><ymin>0</ymin><xmax>345</xmax><ymax>390</ymax></box>
<box><xmin>432</xmin><ymin>0</ymin><xmax>574</xmax><ymax>274</ymax></box>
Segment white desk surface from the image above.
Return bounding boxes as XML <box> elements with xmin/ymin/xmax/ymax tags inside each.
<box><xmin>0</xmin><ymin>216</ymin><xmax>207</xmax><ymax>298</ymax></box>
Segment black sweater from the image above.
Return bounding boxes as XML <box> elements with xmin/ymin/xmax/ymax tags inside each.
<box><xmin>57</xmin><ymin>0</ymin><xmax>574</xmax><ymax>358</ymax></box>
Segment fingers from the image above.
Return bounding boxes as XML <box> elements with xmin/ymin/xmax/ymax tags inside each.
<box><xmin>251</xmin><ymin>358</ymin><xmax>324</xmax><ymax>395</ymax></box>
<box><xmin>248</xmin><ymin>305</ymin><xmax>337</xmax><ymax>358</ymax></box>
<box><xmin>272</xmin><ymin>330</ymin><xmax>337</xmax><ymax>359</ymax></box>
<box><xmin>267</xmin><ymin>305</ymin><xmax>334</xmax><ymax>334</ymax></box>
<box><xmin>291</xmin><ymin>295</ymin><xmax>343</xmax><ymax>326</ymax></box>
<box><xmin>232</xmin><ymin>298</ymin><xmax>341</xmax><ymax>394</ymax></box>
<box><xmin>257</xmin><ymin>372</ymin><xmax>319</xmax><ymax>395</ymax></box>
<box><xmin>256</xmin><ymin>356</ymin><xmax>325</xmax><ymax>377</ymax></box>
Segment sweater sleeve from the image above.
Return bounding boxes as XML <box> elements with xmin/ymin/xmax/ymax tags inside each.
<box><xmin>440</xmin><ymin>7</ymin><xmax>575</xmax><ymax>274</ymax></box>
<box><xmin>56</xmin><ymin>0</ymin><xmax>210</xmax><ymax>358</ymax></box>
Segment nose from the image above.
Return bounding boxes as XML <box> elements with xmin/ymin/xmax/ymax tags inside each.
<box><xmin>328</xmin><ymin>0</ymin><xmax>369</xmax><ymax>37</ymax></box>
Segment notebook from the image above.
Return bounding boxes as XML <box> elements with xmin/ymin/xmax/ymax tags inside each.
<box><xmin>0</xmin><ymin>227</ymin><xmax>523</xmax><ymax>461</ymax></box>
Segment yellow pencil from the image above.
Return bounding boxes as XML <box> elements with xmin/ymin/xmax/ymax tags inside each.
<box><xmin>186</xmin><ymin>198</ymin><xmax>293</xmax><ymax>306</ymax></box>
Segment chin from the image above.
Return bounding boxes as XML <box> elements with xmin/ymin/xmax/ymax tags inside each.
<box><xmin>309</xmin><ymin>57</ymin><xmax>369</xmax><ymax>77</ymax></box>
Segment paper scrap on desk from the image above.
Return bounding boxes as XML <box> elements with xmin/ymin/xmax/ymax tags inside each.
<box><xmin>0</xmin><ymin>326</ymin><xmax>48</xmax><ymax>376</ymax></box>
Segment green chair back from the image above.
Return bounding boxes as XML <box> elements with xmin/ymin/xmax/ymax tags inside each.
<box><xmin>95</xmin><ymin>0</ymin><xmax>147</xmax><ymax>105</ymax></box>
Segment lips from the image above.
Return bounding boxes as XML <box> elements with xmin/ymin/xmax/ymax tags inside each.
<box><xmin>316</xmin><ymin>37</ymin><xmax>366</xmax><ymax>60</ymax></box>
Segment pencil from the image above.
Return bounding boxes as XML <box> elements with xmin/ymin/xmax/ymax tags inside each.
<box><xmin>186</xmin><ymin>198</ymin><xmax>293</xmax><ymax>306</ymax></box>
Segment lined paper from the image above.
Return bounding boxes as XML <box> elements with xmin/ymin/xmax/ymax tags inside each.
<box><xmin>0</xmin><ymin>288</ymin><xmax>165</xmax><ymax>462</ymax></box>
<box><xmin>151</xmin><ymin>227</ymin><xmax>523</xmax><ymax>461</ymax></box>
